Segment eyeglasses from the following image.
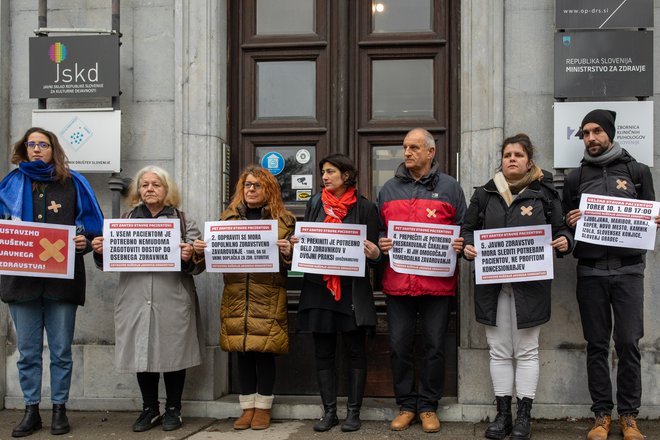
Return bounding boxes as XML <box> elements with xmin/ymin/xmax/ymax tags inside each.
<box><xmin>25</xmin><ymin>141</ymin><xmax>51</xmax><ymax>150</ymax></box>
<box><xmin>244</xmin><ymin>182</ymin><xmax>262</xmax><ymax>190</ymax></box>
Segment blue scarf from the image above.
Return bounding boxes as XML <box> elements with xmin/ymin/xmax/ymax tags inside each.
<box><xmin>0</xmin><ymin>160</ymin><xmax>104</xmax><ymax>236</ymax></box>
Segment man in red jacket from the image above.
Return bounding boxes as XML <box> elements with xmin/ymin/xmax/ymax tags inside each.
<box><xmin>378</xmin><ymin>128</ymin><xmax>466</xmax><ymax>433</ymax></box>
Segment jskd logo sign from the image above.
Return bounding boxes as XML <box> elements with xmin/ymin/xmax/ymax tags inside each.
<box><xmin>49</xmin><ymin>42</ymin><xmax>100</xmax><ymax>84</ymax></box>
<box><xmin>29</xmin><ymin>35</ymin><xmax>119</xmax><ymax>99</ymax></box>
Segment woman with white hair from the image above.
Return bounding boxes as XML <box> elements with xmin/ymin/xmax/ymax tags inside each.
<box><xmin>92</xmin><ymin>166</ymin><xmax>204</xmax><ymax>433</ymax></box>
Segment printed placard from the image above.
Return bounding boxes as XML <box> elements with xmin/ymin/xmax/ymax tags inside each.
<box><xmin>387</xmin><ymin>221</ymin><xmax>460</xmax><ymax>277</ymax></box>
<box><xmin>0</xmin><ymin>220</ymin><xmax>75</xmax><ymax>279</ymax></box>
<box><xmin>103</xmin><ymin>219</ymin><xmax>181</xmax><ymax>271</ymax></box>
<box><xmin>475</xmin><ymin>225</ymin><xmax>553</xmax><ymax>285</ymax></box>
<box><xmin>576</xmin><ymin>194</ymin><xmax>659</xmax><ymax>250</ymax></box>
<box><xmin>292</xmin><ymin>222</ymin><xmax>366</xmax><ymax>277</ymax></box>
<box><xmin>203</xmin><ymin>220</ymin><xmax>279</xmax><ymax>273</ymax></box>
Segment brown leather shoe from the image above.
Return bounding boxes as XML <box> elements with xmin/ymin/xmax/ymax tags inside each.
<box><xmin>251</xmin><ymin>394</ymin><xmax>274</xmax><ymax>430</ymax></box>
<box><xmin>587</xmin><ymin>413</ymin><xmax>611</xmax><ymax>440</ymax></box>
<box><xmin>390</xmin><ymin>410</ymin><xmax>416</xmax><ymax>431</ymax></box>
<box><xmin>233</xmin><ymin>409</ymin><xmax>254</xmax><ymax>430</ymax></box>
<box><xmin>420</xmin><ymin>411</ymin><xmax>441</xmax><ymax>433</ymax></box>
<box><xmin>620</xmin><ymin>414</ymin><xmax>643</xmax><ymax>440</ymax></box>
<box><xmin>251</xmin><ymin>408</ymin><xmax>271</xmax><ymax>430</ymax></box>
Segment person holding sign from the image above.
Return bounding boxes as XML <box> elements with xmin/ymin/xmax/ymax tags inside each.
<box><xmin>91</xmin><ymin>166</ymin><xmax>204</xmax><ymax>433</ymax></box>
<box><xmin>377</xmin><ymin>128</ymin><xmax>466</xmax><ymax>433</ymax></box>
<box><xmin>0</xmin><ymin>127</ymin><xmax>103</xmax><ymax>437</ymax></box>
<box><xmin>192</xmin><ymin>165</ymin><xmax>295</xmax><ymax>431</ymax></box>
<box><xmin>562</xmin><ymin>110</ymin><xmax>659</xmax><ymax>440</ymax></box>
<box><xmin>291</xmin><ymin>154</ymin><xmax>381</xmax><ymax>433</ymax></box>
<box><xmin>461</xmin><ymin>134</ymin><xmax>572</xmax><ymax>440</ymax></box>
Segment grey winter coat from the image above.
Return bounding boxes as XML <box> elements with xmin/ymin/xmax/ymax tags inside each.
<box><xmin>95</xmin><ymin>205</ymin><xmax>205</xmax><ymax>373</ymax></box>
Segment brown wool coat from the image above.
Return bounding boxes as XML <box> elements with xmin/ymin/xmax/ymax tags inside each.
<box><xmin>218</xmin><ymin>204</ymin><xmax>295</xmax><ymax>354</ymax></box>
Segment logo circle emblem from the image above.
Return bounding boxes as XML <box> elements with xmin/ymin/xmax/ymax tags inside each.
<box><xmin>261</xmin><ymin>152</ymin><xmax>285</xmax><ymax>176</ymax></box>
<box><xmin>296</xmin><ymin>149</ymin><xmax>311</xmax><ymax>164</ymax></box>
<box><xmin>49</xmin><ymin>42</ymin><xmax>67</xmax><ymax>63</ymax></box>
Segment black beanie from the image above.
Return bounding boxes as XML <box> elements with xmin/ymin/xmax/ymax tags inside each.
<box><xmin>578</xmin><ymin>109</ymin><xmax>617</xmax><ymax>140</ymax></box>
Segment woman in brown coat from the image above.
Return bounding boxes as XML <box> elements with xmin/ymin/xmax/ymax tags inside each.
<box><xmin>193</xmin><ymin>165</ymin><xmax>295</xmax><ymax>430</ymax></box>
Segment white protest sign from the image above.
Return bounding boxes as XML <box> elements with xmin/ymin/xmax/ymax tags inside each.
<box><xmin>575</xmin><ymin>194</ymin><xmax>659</xmax><ymax>250</ymax></box>
<box><xmin>292</xmin><ymin>222</ymin><xmax>366</xmax><ymax>277</ymax></box>
<box><xmin>203</xmin><ymin>220</ymin><xmax>279</xmax><ymax>273</ymax></box>
<box><xmin>387</xmin><ymin>221</ymin><xmax>460</xmax><ymax>277</ymax></box>
<box><xmin>103</xmin><ymin>219</ymin><xmax>181</xmax><ymax>271</ymax></box>
<box><xmin>475</xmin><ymin>225</ymin><xmax>553</xmax><ymax>285</ymax></box>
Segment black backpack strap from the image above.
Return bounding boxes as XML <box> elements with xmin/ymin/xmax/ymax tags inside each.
<box><xmin>474</xmin><ymin>188</ymin><xmax>490</xmax><ymax>223</ymax></box>
<box><xmin>626</xmin><ymin>160</ymin><xmax>643</xmax><ymax>194</ymax></box>
<box><xmin>174</xmin><ymin>208</ymin><xmax>187</xmax><ymax>241</ymax></box>
<box><xmin>308</xmin><ymin>192</ymin><xmax>323</xmax><ymax>221</ymax></box>
<box><xmin>539</xmin><ymin>180</ymin><xmax>559</xmax><ymax>224</ymax></box>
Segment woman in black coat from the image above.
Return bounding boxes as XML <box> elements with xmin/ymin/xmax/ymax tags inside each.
<box><xmin>291</xmin><ymin>154</ymin><xmax>381</xmax><ymax>433</ymax></box>
<box><xmin>0</xmin><ymin>127</ymin><xmax>103</xmax><ymax>437</ymax></box>
<box><xmin>461</xmin><ymin>134</ymin><xmax>572</xmax><ymax>440</ymax></box>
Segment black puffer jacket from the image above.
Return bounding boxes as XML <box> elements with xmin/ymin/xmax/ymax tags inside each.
<box><xmin>561</xmin><ymin>148</ymin><xmax>655</xmax><ymax>261</ymax></box>
<box><xmin>461</xmin><ymin>174</ymin><xmax>573</xmax><ymax>329</ymax></box>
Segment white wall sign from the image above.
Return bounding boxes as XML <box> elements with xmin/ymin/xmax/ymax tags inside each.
<box><xmin>32</xmin><ymin>108</ymin><xmax>121</xmax><ymax>173</ymax></box>
<box><xmin>553</xmin><ymin>101</ymin><xmax>653</xmax><ymax>169</ymax></box>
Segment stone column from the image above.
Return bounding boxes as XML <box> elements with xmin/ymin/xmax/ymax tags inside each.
<box><xmin>458</xmin><ymin>0</ymin><xmax>504</xmax><ymax>417</ymax></box>
<box><xmin>174</xmin><ymin>0</ymin><xmax>228</xmax><ymax>400</ymax></box>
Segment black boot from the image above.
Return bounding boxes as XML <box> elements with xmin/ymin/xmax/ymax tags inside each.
<box><xmin>50</xmin><ymin>404</ymin><xmax>70</xmax><ymax>435</ymax></box>
<box><xmin>510</xmin><ymin>397</ymin><xmax>533</xmax><ymax>440</ymax></box>
<box><xmin>341</xmin><ymin>369</ymin><xmax>366</xmax><ymax>432</ymax></box>
<box><xmin>485</xmin><ymin>396</ymin><xmax>512</xmax><ymax>439</ymax></box>
<box><xmin>313</xmin><ymin>370</ymin><xmax>338</xmax><ymax>432</ymax></box>
<box><xmin>11</xmin><ymin>404</ymin><xmax>42</xmax><ymax>438</ymax></box>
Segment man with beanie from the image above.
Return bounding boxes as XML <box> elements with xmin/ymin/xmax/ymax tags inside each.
<box><xmin>562</xmin><ymin>109</ymin><xmax>660</xmax><ymax>440</ymax></box>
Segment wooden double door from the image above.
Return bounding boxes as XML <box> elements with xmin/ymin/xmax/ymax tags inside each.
<box><xmin>228</xmin><ymin>0</ymin><xmax>460</xmax><ymax>397</ymax></box>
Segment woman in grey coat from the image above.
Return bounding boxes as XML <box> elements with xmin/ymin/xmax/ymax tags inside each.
<box><xmin>92</xmin><ymin>166</ymin><xmax>204</xmax><ymax>433</ymax></box>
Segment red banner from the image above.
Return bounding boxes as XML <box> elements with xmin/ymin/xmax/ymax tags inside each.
<box><xmin>0</xmin><ymin>220</ymin><xmax>76</xmax><ymax>279</ymax></box>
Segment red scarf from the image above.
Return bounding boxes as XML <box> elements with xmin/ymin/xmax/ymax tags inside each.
<box><xmin>321</xmin><ymin>186</ymin><xmax>357</xmax><ymax>301</ymax></box>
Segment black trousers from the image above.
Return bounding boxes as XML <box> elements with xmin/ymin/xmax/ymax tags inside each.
<box><xmin>236</xmin><ymin>351</ymin><xmax>276</xmax><ymax>396</ymax></box>
<box><xmin>313</xmin><ymin>329</ymin><xmax>367</xmax><ymax>372</ymax></box>
<box><xmin>576</xmin><ymin>273</ymin><xmax>644</xmax><ymax>416</ymax></box>
<box><xmin>386</xmin><ymin>295</ymin><xmax>450</xmax><ymax>413</ymax></box>
<box><xmin>136</xmin><ymin>369</ymin><xmax>186</xmax><ymax>410</ymax></box>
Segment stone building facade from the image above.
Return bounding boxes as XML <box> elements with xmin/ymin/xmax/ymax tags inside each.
<box><xmin>0</xmin><ymin>0</ymin><xmax>658</xmax><ymax>421</ymax></box>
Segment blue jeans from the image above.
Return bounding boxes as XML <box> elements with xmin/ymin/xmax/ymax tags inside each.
<box><xmin>386</xmin><ymin>295</ymin><xmax>450</xmax><ymax>413</ymax></box>
<box><xmin>9</xmin><ymin>297</ymin><xmax>78</xmax><ymax>405</ymax></box>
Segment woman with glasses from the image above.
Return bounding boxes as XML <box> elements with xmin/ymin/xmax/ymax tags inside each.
<box><xmin>290</xmin><ymin>154</ymin><xmax>381</xmax><ymax>433</ymax></box>
<box><xmin>193</xmin><ymin>165</ymin><xmax>295</xmax><ymax>430</ymax></box>
<box><xmin>0</xmin><ymin>127</ymin><xmax>103</xmax><ymax>437</ymax></box>
<box><xmin>91</xmin><ymin>166</ymin><xmax>205</xmax><ymax>433</ymax></box>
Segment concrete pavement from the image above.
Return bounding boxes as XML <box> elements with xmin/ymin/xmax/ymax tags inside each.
<box><xmin>1</xmin><ymin>409</ymin><xmax>660</xmax><ymax>440</ymax></box>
